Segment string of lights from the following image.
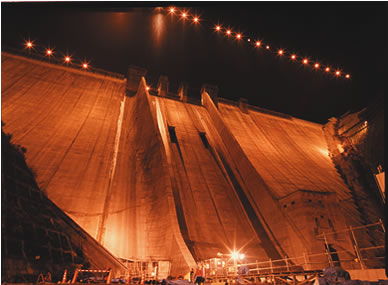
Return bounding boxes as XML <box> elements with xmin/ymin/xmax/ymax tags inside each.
<box><xmin>23</xmin><ymin>40</ymin><xmax>91</xmax><ymax>70</ymax></box>
<box><xmin>20</xmin><ymin>7</ymin><xmax>350</xmax><ymax>80</ymax></box>
<box><xmin>166</xmin><ymin>7</ymin><xmax>351</xmax><ymax>79</ymax></box>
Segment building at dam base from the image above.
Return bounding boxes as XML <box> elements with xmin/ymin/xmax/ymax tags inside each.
<box><xmin>1</xmin><ymin>52</ymin><xmax>384</xmax><ymax>278</ymax></box>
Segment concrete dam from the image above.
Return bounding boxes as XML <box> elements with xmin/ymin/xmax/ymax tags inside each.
<box><xmin>1</xmin><ymin>52</ymin><xmax>384</xmax><ymax>278</ymax></box>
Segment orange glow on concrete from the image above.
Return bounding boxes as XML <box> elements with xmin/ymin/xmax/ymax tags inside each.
<box><xmin>291</xmin><ymin>54</ymin><xmax>296</xmax><ymax>60</ymax></box>
<box><xmin>337</xmin><ymin>144</ymin><xmax>344</xmax><ymax>153</ymax></box>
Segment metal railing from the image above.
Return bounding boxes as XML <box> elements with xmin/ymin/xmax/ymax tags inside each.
<box><xmin>200</xmin><ymin>221</ymin><xmax>385</xmax><ymax>279</ymax></box>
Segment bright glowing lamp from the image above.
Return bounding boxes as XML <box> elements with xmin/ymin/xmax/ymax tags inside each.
<box><xmin>193</xmin><ymin>17</ymin><xmax>199</xmax><ymax>23</ymax></box>
<box><xmin>335</xmin><ymin>70</ymin><xmax>341</xmax><ymax>76</ymax></box>
<box><xmin>25</xmin><ymin>41</ymin><xmax>33</xmax><ymax>49</ymax></box>
<box><xmin>278</xmin><ymin>49</ymin><xmax>284</xmax><ymax>55</ymax></box>
<box><xmin>303</xmin><ymin>59</ymin><xmax>308</xmax><ymax>64</ymax></box>
<box><xmin>314</xmin><ymin>63</ymin><xmax>319</xmax><ymax>68</ymax></box>
<box><xmin>291</xmin><ymin>54</ymin><xmax>296</xmax><ymax>60</ymax></box>
<box><xmin>345</xmin><ymin>74</ymin><xmax>350</xmax><ymax>79</ymax></box>
<box><xmin>82</xmin><ymin>63</ymin><xmax>88</xmax><ymax>69</ymax></box>
<box><xmin>226</xmin><ymin>30</ymin><xmax>231</xmax><ymax>35</ymax></box>
<box><xmin>236</xmin><ymin>33</ymin><xmax>242</xmax><ymax>39</ymax></box>
<box><xmin>64</xmin><ymin>56</ymin><xmax>71</xmax><ymax>63</ymax></box>
<box><xmin>231</xmin><ymin>251</ymin><xmax>239</xmax><ymax>260</ymax></box>
<box><xmin>46</xmin><ymin>49</ymin><xmax>53</xmax><ymax>56</ymax></box>
<box><xmin>325</xmin><ymin>67</ymin><xmax>330</xmax><ymax>72</ymax></box>
<box><xmin>256</xmin><ymin>41</ymin><xmax>261</xmax><ymax>47</ymax></box>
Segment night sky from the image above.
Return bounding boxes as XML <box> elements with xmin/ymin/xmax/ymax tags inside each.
<box><xmin>2</xmin><ymin>2</ymin><xmax>387</xmax><ymax>123</ymax></box>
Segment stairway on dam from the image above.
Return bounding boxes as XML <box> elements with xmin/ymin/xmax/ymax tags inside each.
<box><xmin>1</xmin><ymin>52</ymin><xmax>384</xmax><ymax>277</ymax></box>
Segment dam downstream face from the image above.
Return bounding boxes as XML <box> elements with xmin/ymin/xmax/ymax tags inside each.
<box><xmin>2</xmin><ymin>52</ymin><xmax>382</xmax><ymax>274</ymax></box>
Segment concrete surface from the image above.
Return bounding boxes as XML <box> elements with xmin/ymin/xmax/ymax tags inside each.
<box><xmin>2</xmin><ymin>52</ymin><xmax>384</xmax><ymax>275</ymax></box>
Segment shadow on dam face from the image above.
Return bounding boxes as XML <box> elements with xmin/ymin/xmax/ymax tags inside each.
<box><xmin>1</xmin><ymin>52</ymin><xmax>385</xmax><ymax>275</ymax></box>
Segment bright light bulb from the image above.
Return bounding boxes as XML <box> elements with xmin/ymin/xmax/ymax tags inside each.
<box><xmin>335</xmin><ymin>70</ymin><xmax>341</xmax><ymax>76</ymax></box>
<box><xmin>169</xmin><ymin>7</ymin><xmax>175</xmax><ymax>13</ymax></box>
<box><xmin>193</xmin><ymin>17</ymin><xmax>199</xmax><ymax>23</ymax></box>
<box><xmin>82</xmin><ymin>63</ymin><xmax>88</xmax><ymax>69</ymax></box>
<box><xmin>239</xmin><ymin>254</ymin><xmax>245</xmax><ymax>260</ymax></box>
<box><xmin>215</xmin><ymin>25</ymin><xmax>221</xmax><ymax>31</ymax></box>
<box><xmin>291</xmin><ymin>54</ymin><xmax>296</xmax><ymax>60</ymax></box>
<box><xmin>325</xmin><ymin>67</ymin><xmax>330</xmax><ymax>72</ymax></box>
<box><xmin>226</xmin><ymin>30</ymin><xmax>231</xmax><ymax>35</ymax></box>
<box><xmin>146</xmin><ymin>86</ymin><xmax>150</xmax><ymax>91</ymax></box>
<box><xmin>236</xmin><ymin>34</ymin><xmax>242</xmax><ymax>39</ymax></box>
<box><xmin>278</xmin><ymin>49</ymin><xmax>284</xmax><ymax>55</ymax></box>
<box><xmin>303</xmin><ymin>59</ymin><xmax>308</xmax><ymax>64</ymax></box>
<box><xmin>314</xmin><ymin>63</ymin><xmax>320</xmax><ymax>68</ymax></box>
<box><xmin>25</xmin><ymin>41</ymin><xmax>33</xmax><ymax>48</ymax></box>
<box><xmin>231</xmin><ymin>251</ymin><xmax>239</xmax><ymax>260</ymax></box>
<box><xmin>247</xmin><ymin>38</ymin><xmax>251</xmax><ymax>42</ymax></box>
<box><xmin>65</xmin><ymin>56</ymin><xmax>71</xmax><ymax>63</ymax></box>
<box><xmin>256</xmin><ymin>41</ymin><xmax>261</xmax><ymax>47</ymax></box>
<box><xmin>266</xmin><ymin>45</ymin><xmax>270</xmax><ymax>49</ymax></box>
<box><xmin>182</xmin><ymin>12</ymin><xmax>187</xmax><ymax>18</ymax></box>
<box><xmin>345</xmin><ymin>74</ymin><xmax>350</xmax><ymax>79</ymax></box>
<box><xmin>46</xmin><ymin>49</ymin><xmax>53</xmax><ymax>56</ymax></box>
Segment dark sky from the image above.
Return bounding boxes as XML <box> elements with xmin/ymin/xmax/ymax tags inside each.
<box><xmin>2</xmin><ymin>1</ymin><xmax>387</xmax><ymax>123</ymax></box>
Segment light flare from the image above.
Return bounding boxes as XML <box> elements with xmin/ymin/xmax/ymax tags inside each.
<box><xmin>46</xmin><ymin>49</ymin><xmax>53</xmax><ymax>56</ymax></box>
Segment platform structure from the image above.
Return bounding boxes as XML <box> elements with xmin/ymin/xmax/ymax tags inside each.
<box><xmin>197</xmin><ymin>221</ymin><xmax>385</xmax><ymax>284</ymax></box>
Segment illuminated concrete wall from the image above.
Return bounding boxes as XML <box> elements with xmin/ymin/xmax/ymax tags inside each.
<box><xmin>2</xmin><ymin>52</ymin><xmax>383</xmax><ymax>275</ymax></box>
